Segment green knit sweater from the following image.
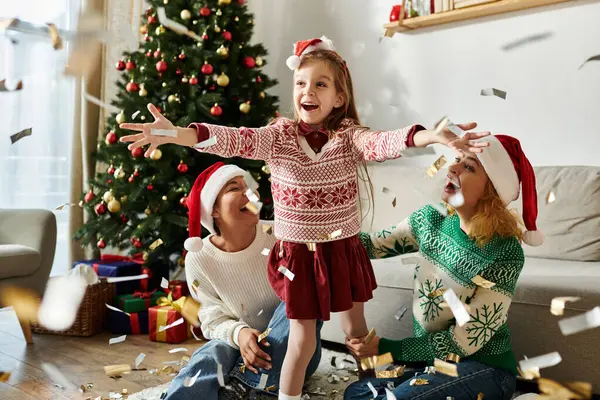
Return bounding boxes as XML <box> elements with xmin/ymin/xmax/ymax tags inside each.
<box><xmin>360</xmin><ymin>205</ymin><xmax>524</xmax><ymax>375</ymax></box>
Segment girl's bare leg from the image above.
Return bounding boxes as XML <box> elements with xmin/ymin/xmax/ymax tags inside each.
<box><xmin>339</xmin><ymin>302</ymin><xmax>369</xmax><ymax>339</ymax></box>
<box><xmin>279</xmin><ymin>319</ymin><xmax>317</xmax><ymax>398</ymax></box>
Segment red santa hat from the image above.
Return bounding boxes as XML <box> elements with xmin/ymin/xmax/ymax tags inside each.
<box><xmin>286</xmin><ymin>35</ymin><xmax>335</xmax><ymax>70</ymax></box>
<box><xmin>475</xmin><ymin>134</ymin><xmax>544</xmax><ymax>246</ymax></box>
<box><xmin>184</xmin><ymin>162</ymin><xmax>246</xmax><ymax>252</ymax></box>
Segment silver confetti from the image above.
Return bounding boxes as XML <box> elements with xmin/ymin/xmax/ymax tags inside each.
<box><xmin>394</xmin><ymin>306</ymin><xmax>407</xmax><ymax>321</ymax></box>
<box><xmin>501</xmin><ymin>32</ymin><xmax>553</xmax><ymax>51</ymax></box>
<box><xmin>579</xmin><ymin>54</ymin><xmax>600</xmax><ymax>70</ymax></box>
<box><xmin>10</xmin><ymin>127</ymin><xmax>32</xmax><ymax>144</ymax></box>
<box><xmin>480</xmin><ymin>88</ymin><xmax>507</xmax><ymax>100</ymax></box>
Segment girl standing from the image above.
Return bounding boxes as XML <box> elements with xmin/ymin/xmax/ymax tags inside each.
<box><xmin>120</xmin><ymin>36</ymin><xmax>489</xmax><ymax>399</ymax></box>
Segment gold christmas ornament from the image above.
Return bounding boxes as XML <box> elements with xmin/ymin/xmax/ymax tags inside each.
<box><xmin>259</xmin><ymin>91</ymin><xmax>265</xmax><ymax>99</ymax></box>
<box><xmin>162</xmin><ymin>196</ymin><xmax>168</xmax><ymax>201</ymax></box>
<box><xmin>181</xmin><ymin>77</ymin><xmax>189</xmax><ymax>83</ymax></box>
<box><xmin>155</xmin><ymin>25</ymin><xmax>166</xmax><ymax>35</ymax></box>
<box><xmin>145</xmin><ymin>208</ymin><xmax>152</xmax><ymax>215</ymax></box>
<box><xmin>168</xmin><ymin>94</ymin><xmax>178</xmax><ymax>104</ymax></box>
<box><xmin>120</xmin><ymin>195</ymin><xmax>128</xmax><ymax>203</ymax></box>
<box><xmin>116</xmin><ymin>111</ymin><xmax>126</xmax><ymax>124</ymax></box>
<box><xmin>239</xmin><ymin>102</ymin><xmax>251</xmax><ymax>114</ymax></box>
<box><xmin>163</xmin><ymin>0</ymin><xmax>168</xmax><ymax>3</ymax></box>
<box><xmin>234</xmin><ymin>16</ymin><xmax>239</xmax><ymax>22</ymax></box>
<box><xmin>162</xmin><ymin>82</ymin><xmax>167</xmax><ymax>87</ymax></box>
<box><xmin>139</xmin><ymin>25</ymin><xmax>147</xmax><ymax>34</ymax></box>
<box><xmin>214</xmin><ymin>25</ymin><xmax>221</xmax><ymax>33</ymax></box>
<box><xmin>216</xmin><ymin>45</ymin><xmax>229</xmax><ymax>57</ymax></box>
<box><xmin>255</xmin><ymin>56</ymin><xmax>263</xmax><ymax>66</ymax></box>
<box><xmin>139</xmin><ymin>87</ymin><xmax>148</xmax><ymax>97</ymax></box>
<box><xmin>180</xmin><ymin>9</ymin><xmax>192</xmax><ymax>20</ymax></box>
<box><xmin>216</xmin><ymin>9</ymin><xmax>223</xmax><ymax>16</ymax></box>
<box><xmin>218</xmin><ymin>0</ymin><xmax>231</xmax><ymax>5</ymax></box>
<box><xmin>150</xmin><ymin>149</ymin><xmax>163</xmax><ymax>160</ymax></box>
<box><xmin>108</xmin><ymin>199</ymin><xmax>121</xmax><ymax>213</ymax></box>
<box><xmin>217</xmin><ymin>73</ymin><xmax>230</xmax><ymax>87</ymax></box>
<box><xmin>103</xmin><ymin>190</ymin><xmax>115</xmax><ymax>203</ymax></box>
<box><xmin>114</xmin><ymin>166</ymin><xmax>126</xmax><ymax>179</ymax></box>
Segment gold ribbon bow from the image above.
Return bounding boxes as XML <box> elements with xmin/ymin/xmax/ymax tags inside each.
<box><xmin>157</xmin><ymin>293</ymin><xmax>186</xmax><ymax>313</ymax></box>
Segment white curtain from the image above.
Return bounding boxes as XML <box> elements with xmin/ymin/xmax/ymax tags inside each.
<box><xmin>0</xmin><ymin>0</ymin><xmax>82</xmax><ymax>276</ymax></box>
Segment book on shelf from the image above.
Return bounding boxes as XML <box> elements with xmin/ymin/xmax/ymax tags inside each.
<box><xmin>453</xmin><ymin>0</ymin><xmax>498</xmax><ymax>9</ymax></box>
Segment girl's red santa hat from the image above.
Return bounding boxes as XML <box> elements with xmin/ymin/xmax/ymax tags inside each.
<box><xmin>286</xmin><ymin>35</ymin><xmax>335</xmax><ymax>70</ymax></box>
<box><xmin>476</xmin><ymin>134</ymin><xmax>544</xmax><ymax>246</ymax></box>
<box><xmin>184</xmin><ymin>162</ymin><xmax>246</xmax><ymax>252</ymax></box>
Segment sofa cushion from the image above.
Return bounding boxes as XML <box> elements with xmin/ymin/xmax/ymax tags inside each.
<box><xmin>521</xmin><ymin>166</ymin><xmax>600</xmax><ymax>261</ymax></box>
<box><xmin>0</xmin><ymin>244</ymin><xmax>41</xmax><ymax>279</ymax></box>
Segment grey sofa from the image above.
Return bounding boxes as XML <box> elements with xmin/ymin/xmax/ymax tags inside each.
<box><xmin>321</xmin><ymin>165</ymin><xmax>600</xmax><ymax>392</ymax></box>
<box><xmin>0</xmin><ymin>209</ymin><xmax>57</xmax><ymax>343</ymax></box>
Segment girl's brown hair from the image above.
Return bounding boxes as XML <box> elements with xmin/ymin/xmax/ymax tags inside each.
<box><xmin>449</xmin><ymin>181</ymin><xmax>524</xmax><ymax>247</ymax></box>
<box><xmin>295</xmin><ymin>50</ymin><xmax>375</xmax><ymax>225</ymax></box>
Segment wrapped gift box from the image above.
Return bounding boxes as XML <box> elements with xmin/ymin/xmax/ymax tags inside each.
<box><xmin>73</xmin><ymin>254</ymin><xmax>143</xmax><ymax>294</ymax></box>
<box><xmin>167</xmin><ymin>280</ymin><xmax>190</xmax><ymax>300</ymax></box>
<box><xmin>108</xmin><ymin>309</ymin><xmax>149</xmax><ymax>334</ymax></box>
<box><xmin>116</xmin><ymin>290</ymin><xmax>165</xmax><ymax>313</ymax></box>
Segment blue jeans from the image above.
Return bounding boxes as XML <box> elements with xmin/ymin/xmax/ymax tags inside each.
<box><xmin>165</xmin><ymin>302</ymin><xmax>322</xmax><ymax>399</ymax></box>
<box><xmin>344</xmin><ymin>360</ymin><xmax>516</xmax><ymax>400</ymax></box>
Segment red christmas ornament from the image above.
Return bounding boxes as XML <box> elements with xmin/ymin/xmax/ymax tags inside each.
<box><xmin>84</xmin><ymin>190</ymin><xmax>95</xmax><ymax>203</ymax></box>
<box><xmin>134</xmin><ymin>240</ymin><xmax>143</xmax><ymax>249</ymax></box>
<box><xmin>243</xmin><ymin>56</ymin><xmax>256</xmax><ymax>68</ymax></box>
<box><xmin>189</xmin><ymin>75</ymin><xmax>199</xmax><ymax>85</ymax></box>
<box><xmin>156</xmin><ymin>60</ymin><xmax>168</xmax><ymax>72</ymax></box>
<box><xmin>146</xmin><ymin>50</ymin><xmax>152</xmax><ymax>57</ymax></box>
<box><xmin>200</xmin><ymin>7</ymin><xmax>211</xmax><ymax>16</ymax></box>
<box><xmin>178</xmin><ymin>53</ymin><xmax>185</xmax><ymax>60</ymax></box>
<box><xmin>202</xmin><ymin>33</ymin><xmax>209</xmax><ymax>41</ymax></box>
<box><xmin>275</xmin><ymin>111</ymin><xmax>280</xmax><ymax>117</ymax></box>
<box><xmin>238</xmin><ymin>0</ymin><xmax>246</xmax><ymax>4</ymax></box>
<box><xmin>126</xmin><ymin>81</ymin><xmax>139</xmax><ymax>92</ymax></box>
<box><xmin>130</xmin><ymin>237</ymin><xmax>137</xmax><ymax>244</ymax></box>
<box><xmin>222</xmin><ymin>31</ymin><xmax>232</xmax><ymax>41</ymax></box>
<box><xmin>210</xmin><ymin>104</ymin><xmax>223</xmax><ymax>116</ymax></box>
<box><xmin>128</xmin><ymin>175</ymin><xmax>135</xmax><ymax>183</ymax></box>
<box><xmin>97</xmin><ymin>238</ymin><xmax>106</xmax><ymax>249</ymax></box>
<box><xmin>145</xmin><ymin>8</ymin><xmax>153</xmax><ymax>15</ymax></box>
<box><xmin>131</xmin><ymin>147</ymin><xmax>143</xmax><ymax>158</ymax></box>
<box><xmin>115</xmin><ymin>60</ymin><xmax>126</xmax><ymax>71</ymax></box>
<box><xmin>107</xmin><ymin>179</ymin><xmax>113</xmax><ymax>184</ymax></box>
<box><xmin>95</xmin><ymin>202</ymin><xmax>107</xmax><ymax>215</ymax></box>
<box><xmin>201</xmin><ymin>62</ymin><xmax>213</xmax><ymax>75</ymax></box>
<box><xmin>177</xmin><ymin>162</ymin><xmax>188</xmax><ymax>173</ymax></box>
<box><xmin>156</xmin><ymin>106</ymin><xmax>162</xmax><ymax>113</ymax></box>
<box><xmin>120</xmin><ymin>213</ymin><xmax>129</xmax><ymax>223</ymax></box>
<box><xmin>256</xmin><ymin>75</ymin><xmax>263</xmax><ymax>83</ymax></box>
<box><xmin>209</xmin><ymin>84</ymin><xmax>216</xmax><ymax>91</ymax></box>
<box><xmin>180</xmin><ymin>195</ymin><xmax>188</xmax><ymax>207</ymax></box>
<box><xmin>107</xmin><ymin>165</ymin><xmax>116</xmax><ymax>175</ymax></box>
<box><xmin>144</xmin><ymin>34</ymin><xmax>150</xmax><ymax>42</ymax></box>
<box><xmin>106</xmin><ymin>131</ymin><xmax>118</xmax><ymax>144</ymax></box>
<box><xmin>147</xmin><ymin>184</ymin><xmax>154</xmax><ymax>191</ymax></box>
<box><xmin>133</xmin><ymin>169</ymin><xmax>140</xmax><ymax>177</ymax></box>
<box><xmin>147</xmin><ymin>15</ymin><xmax>157</xmax><ymax>24</ymax></box>
<box><xmin>126</xmin><ymin>60</ymin><xmax>136</xmax><ymax>70</ymax></box>
<box><xmin>176</xmin><ymin>68</ymin><xmax>182</xmax><ymax>75</ymax></box>
<box><xmin>153</xmin><ymin>49</ymin><xmax>161</xmax><ymax>58</ymax></box>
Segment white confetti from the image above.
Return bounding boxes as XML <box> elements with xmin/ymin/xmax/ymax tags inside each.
<box><xmin>446</xmin><ymin>122</ymin><xmax>465</xmax><ymax>137</ymax></box>
<box><xmin>261</xmin><ymin>248</ymin><xmax>270</xmax><ymax>256</ymax></box>
<box><xmin>193</xmin><ymin>136</ymin><xmax>217</xmax><ymax>149</ymax></box>
<box><xmin>41</xmin><ymin>363</ymin><xmax>77</xmax><ymax>391</ymax></box>
<box><xmin>519</xmin><ymin>352</ymin><xmax>562</xmax><ymax>372</ymax></box>
<box><xmin>550</xmin><ymin>296</ymin><xmax>580</xmax><ymax>316</ymax></box>
<box><xmin>394</xmin><ymin>306</ymin><xmax>407</xmax><ymax>321</ymax></box>
<box><xmin>159</xmin><ymin>317</ymin><xmax>185</xmax><ymax>332</ymax></box>
<box><xmin>161</xmin><ymin>277</ymin><xmax>169</xmax><ymax>289</ymax></box>
<box><xmin>169</xmin><ymin>348</ymin><xmax>188</xmax><ymax>354</ymax></box>
<box><xmin>151</xmin><ymin>128</ymin><xmax>177</xmax><ymax>137</ymax></box>
<box><xmin>367</xmin><ymin>381</ymin><xmax>378</xmax><ymax>397</ymax></box>
<box><xmin>82</xmin><ymin>91</ymin><xmax>120</xmax><ymax>114</ymax></box>
<box><xmin>106</xmin><ymin>273</ymin><xmax>148</xmax><ymax>283</ymax></box>
<box><xmin>184</xmin><ymin>369</ymin><xmax>202</xmax><ymax>387</ymax></box>
<box><xmin>134</xmin><ymin>353</ymin><xmax>146</xmax><ymax>369</ymax></box>
<box><xmin>109</xmin><ymin>335</ymin><xmax>127</xmax><ymax>345</ymax></box>
<box><xmin>480</xmin><ymin>88</ymin><xmax>507</xmax><ymax>100</ymax></box>
<box><xmin>190</xmin><ymin>325</ymin><xmax>202</xmax><ymax>341</ymax></box>
<box><xmin>385</xmin><ymin>388</ymin><xmax>398</xmax><ymax>400</ymax></box>
<box><xmin>132</xmin><ymin>110</ymin><xmax>141</xmax><ymax>119</ymax></box>
<box><xmin>278</xmin><ymin>265</ymin><xmax>295</xmax><ymax>281</ymax></box>
<box><xmin>257</xmin><ymin>309</ymin><xmax>264</xmax><ymax>317</ymax></box>
<box><xmin>558</xmin><ymin>306</ymin><xmax>600</xmax><ymax>336</ymax></box>
<box><xmin>157</xmin><ymin>7</ymin><xmax>202</xmax><ymax>40</ymax></box>
<box><xmin>442</xmin><ymin>289</ymin><xmax>470</xmax><ymax>327</ymax></box>
<box><xmin>246</xmin><ymin>189</ymin><xmax>260</xmax><ymax>203</ymax></box>
<box><xmin>106</xmin><ymin>304</ymin><xmax>130</xmax><ymax>316</ymax></box>
<box><xmin>258</xmin><ymin>373</ymin><xmax>268</xmax><ymax>389</ymax></box>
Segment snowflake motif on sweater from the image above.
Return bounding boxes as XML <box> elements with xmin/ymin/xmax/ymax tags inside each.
<box><xmin>359</xmin><ymin>205</ymin><xmax>524</xmax><ymax>373</ymax></box>
<box><xmin>193</xmin><ymin>117</ymin><xmax>415</xmax><ymax>243</ymax></box>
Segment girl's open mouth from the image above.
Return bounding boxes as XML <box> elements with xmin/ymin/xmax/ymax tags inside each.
<box><xmin>444</xmin><ymin>177</ymin><xmax>461</xmax><ymax>193</ymax></box>
<box><xmin>301</xmin><ymin>103</ymin><xmax>318</xmax><ymax>112</ymax></box>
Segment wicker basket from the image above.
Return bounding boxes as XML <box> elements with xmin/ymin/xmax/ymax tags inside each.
<box><xmin>31</xmin><ymin>280</ymin><xmax>115</xmax><ymax>337</ymax></box>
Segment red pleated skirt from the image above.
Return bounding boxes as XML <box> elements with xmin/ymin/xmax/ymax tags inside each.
<box><xmin>267</xmin><ymin>235</ymin><xmax>377</xmax><ymax>321</ymax></box>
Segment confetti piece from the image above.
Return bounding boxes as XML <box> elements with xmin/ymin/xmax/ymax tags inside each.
<box><xmin>159</xmin><ymin>317</ymin><xmax>185</xmax><ymax>332</ymax></box>
<box><xmin>558</xmin><ymin>306</ymin><xmax>600</xmax><ymax>336</ymax></box>
<box><xmin>134</xmin><ymin>353</ymin><xmax>146</xmax><ymax>369</ymax></box>
<box><xmin>538</xmin><ymin>378</ymin><xmax>592</xmax><ymax>399</ymax></box>
<box><xmin>42</xmin><ymin>363</ymin><xmax>77</xmax><ymax>390</ymax></box>
<box><xmin>318</xmin><ymin>229</ymin><xmax>342</xmax><ymax>240</ymax></box>
<box><xmin>132</xmin><ymin>111</ymin><xmax>141</xmax><ymax>119</ymax></box>
<box><xmin>10</xmin><ymin>127</ymin><xmax>32</xmax><ymax>144</ymax></box>
<box><xmin>477</xmin><ymin>393</ymin><xmax>484</xmax><ymax>400</ymax></box>
<box><xmin>551</xmin><ymin>296</ymin><xmax>580</xmax><ymax>316</ymax></box>
<box><xmin>262</xmin><ymin>224</ymin><xmax>273</xmax><ymax>234</ymax></box>
<box><xmin>367</xmin><ymin>382</ymin><xmax>378</xmax><ymax>397</ymax></box>
<box><xmin>104</xmin><ymin>364</ymin><xmax>131</xmax><ymax>377</ymax></box>
<box><xmin>257</xmin><ymin>327</ymin><xmax>272</xmax><ymax>343</ymax></box>
<box><xmin>376</xmin><ymin>365</ymin><xmax>405</xmax><ymax>378</ymax></box>
<box><xmin>446</xmin><ymin>122</ymin><xmax>464</xmax><ymax>137</ymax></box>
<box><xmin>258</xmin><ymin>373</ymin><xmax>269</xmax><ymax>389</ymax></box>
<box><xmin>260</xmin><ymin>248</ymin><xmax>270</xmax><ymax>256</ymax></box>
<box><xmin>518</xmin><ymin>365</ymin><xmax>540</xmax><ymax>380</ymax></box>
<box><xmin>433</xmin><ymin>117</ymin><xmax>450</xmax><ymax>136</ymax></box>
<box><xmin>428</xmin><ymin>288</ymin><xmax>446</xmax><ymax>298</ymax></box>
<box><xmin>157</xmin><ymin>7</ymin><xmax>202</xmax><ymax>41</ymax></box>
<box><xmin>257</xmin><ymin>309</ymin><xmax>264</xmax><ymax>317</ymax></box>
<box><xmin>193</xmin><ymin>136</ymin><xmax>218</xmax><ymax>149</ymax></box>
<box><xmin>360</xmin><ymin>352</ymin><xmax>393</xmax><ymax>370</ymax></box>
<box><xmin>433</xmin><ymin>358</ymin><xmax>458</xmax><ymax>377</ymax></box>
<box><xmin>327</xmin><ymin>373</ymin><xmax>340</xmax><ymax>383</ymax></box>
<box><xmin>0</xmin><ymin>79</ymin><xmax>23</xmax><ymax>92</ymax></box>
<box><xmin>148</xmin><ymin>239</ymin><xmax>163</xmax><ymax>251</ymax></box>
<box><xmin>169</xmin><ymin>348</ymin><xmax>188</xmax><ymax>354</ymax></box>
<box><xmin>239</xmin><ymin>363</ymin><xmax>246</xmax><ymax>373</ymax></box>
<box><xmin>216</xmin><ymin>363</ymin><xmax>225</xmax><ymax>387</ymax></box>
<box><xmin>392</xmin><ymin>197</ymin><xmax>397</xmax><ymax>207</ymax></box>
<box><xmin>190</xmin><ymin>325</ymin><xmax>202</xmax><ymax>341</ymax></box>
<box><xmin>446</xmin><ymin>353</ymin><xmax>461</xmax><ymax>363</ymax></box>
<box><xmin>106</xmin><ymin>304</ymin><xmax>130</xmax><ymax>316</ymax></box>
<box><xmin>0</xmin><ymin>371</ymin><xmax>11</xmax><ymax>382</ymax></box>
<box><xmin>54</xmin><ymin>202</ymin><xmax>80</xmax><ymax>211</ymax></box>
<box><xmin>501</xmin><ymin>32</ymin><xmax>553</xmax><ymax>51</ymax></box>
<box><xmin>546</xmin><ymin>189</ymin><xmax>556</xmax><ymax>204</ymax></box>
<box><xmin>306</xmin><ymin>242</ymin><xmax>317</xmax><ymax>252</ymax></box>
<box><xmin>163</xmin><ymin>361</ymin><xmax>180</xmax><ymax>365</ymax></box>
<box><xmin>472</xmin><ymin>275</ymin><xmax>496</xmax><ymax>289</ymax></box>
<box><xmin>382</xmin><ymin>187</ymin><xmax>392</xmax><ymax>194</ymax></box>
<box><xmin>410</xmin><ymin>378</ymin><xmax>429</xmax><ymax>386</ymax></box>
<box><xmin>519</xmin><ymin>352</ymin><xmax>562</xmax><ymax>372</ymax></box>
<box><xmin>426</xmin><ymin>156</ymin><xmax>447</xmax><ymax>178</ymax></box>
<box><xmin>109</xmin><ymin>335</ymin><xmax>127</xmax><ymax>345</ymax></box>
<box><xmin>106</xmin><ymin>273</ymin><xmax>149</xmax><ymax>283</ymax></box>
<box><xmin>480</xmin><ymin>88</ymin><xmax>507</xmax><ymax>100</ymax></box>
<box><xmin>184</xmin><ymin>369</ymin><xmax>202</xmax><ymax>387</ymax></box>
<box><xmin>243</xmin><ymin>172</ymin><xmax>259</xmax><ymax>192</ymax></box>
<box><xmin>82</xmin><ymin>92</ymin><xmax>120</xmax><ymax>114</ymax></box>
<box><xmin>244</xmin><ymin>201</ymin><xmax>263</xmax><ymax>215</ymax></box>
<box><xmin>442</xmin><ymin>289</ymin><xmax>471</xmax><ymax>327</ymax></box>
<box><xmin>363</xmin><ymin>328</ymin><xmax>376</xmax><ymax>344</ymax></box>
<box><xmin>38</xmin><ymin>275</ymin><xmax>87</xmax><ymax>331</ymax></box>
<box><xmin>385</xmin><ymin>388</ymin><xmax>398</xmax><ymax>400</ymax></box>
<box><xmin>395</xmin><ymin>306</ymin><xmax>408</xmax><ymax>321</ymax></box>
<box><xmin>278</xmin><ymin>265</ymin><xmax>295</xmax><ymax>281</ymax></box>
<box><xmin>579</xmin><ymin>54</ymin><xmax>600</xmax><ymax>70</ymax></box>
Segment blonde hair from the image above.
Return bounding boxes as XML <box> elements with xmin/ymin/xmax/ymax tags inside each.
<box><xmin>449</xmin><ymin>181</ymin><xmax>524</xmax><ymax>247</ymax></box>
<box><xmin>294</xmin><ymin>50</ymin><xmax>375</xmax><ymax>226</ymax></box>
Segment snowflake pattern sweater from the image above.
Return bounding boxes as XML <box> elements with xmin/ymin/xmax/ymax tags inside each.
<box><xmin>191</xmin><ymin>118</ymin><xmax>419</xmax><ymax>243</ymax></box>
<box><xmin>359</xmin><ymin>205</ymin><xmax>524</xmax><ymax>374</ymax></box>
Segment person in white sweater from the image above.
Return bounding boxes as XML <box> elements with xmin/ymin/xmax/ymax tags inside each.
<box><xmin>164</xmin><ymin>162</ymin><xmax>322</xmax><ymax>400</ymax></box>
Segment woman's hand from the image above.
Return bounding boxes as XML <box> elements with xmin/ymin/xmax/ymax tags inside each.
<box><xmin>345</xmin><ymin>335</ymin><xmax>381</xmax><ymax>358</ymax></box>
<box><xmin>119</xmin><ymin>103</ymin><xmax>198</xmax><ymax>157</ymax></box>
<box><xmin>413</xmin><ymin>122</ymin><xmax>491</xmax><ymax>157</ymax></box>
<box><xmin>238</xmin><ymin>327</ymin><xmax>272</xmax><ymax>374</ymax></box>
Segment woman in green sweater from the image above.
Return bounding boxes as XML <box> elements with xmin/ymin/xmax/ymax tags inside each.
<box><xmin>345</xmin><ymin>134</ymin><xmax>543</xmax><ymax>400</ymax></box>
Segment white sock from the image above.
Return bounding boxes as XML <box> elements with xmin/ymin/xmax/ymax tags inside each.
<box><xmin>279</xmin><ymin>393</ymin><xmax>301</xmax><ymax>400</ymax></box>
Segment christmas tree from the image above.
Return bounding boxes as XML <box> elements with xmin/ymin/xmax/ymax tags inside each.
<box><xmin>75</xmin><ymin>0</ymin><xmax>279</xmax><ymax>274</ymax></box>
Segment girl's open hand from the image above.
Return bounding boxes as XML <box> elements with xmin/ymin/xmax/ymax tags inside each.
<box><xmin>119</xmin><ymin>103</ymin><xmax>178</xmax><ymax>157</ymax></box>
<box><xmin>436</xmin><ymin>122</ymin><xmax>491</xmax><ymax>157</ymax></box>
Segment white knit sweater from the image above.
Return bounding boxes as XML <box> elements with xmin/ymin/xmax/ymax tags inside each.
<box><xmin>185</xmin><ymin>222</ymin><xmax>280</xmax><ymax>349</ymax></box>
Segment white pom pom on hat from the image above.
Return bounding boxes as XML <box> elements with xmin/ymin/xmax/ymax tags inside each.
<box><xmin>184</xmin><ymin>237</ymin><xmax>203</xmax><ymax>253</ymax></box>
<box><xmin>286</xmin><ymin>35</ymin><xmax>336</xmax><ymax>70</ymax></box>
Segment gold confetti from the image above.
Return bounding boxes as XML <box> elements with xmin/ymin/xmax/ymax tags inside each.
<box><xmin>433</xmin><ymin>358</ymin><xmax>458</xmax><ymax>377</ymax></box>
<box><xmin>538</xmin><ymin>378</ymin><xmax>592</xmax><ymax>399</ymax></box>
<box><xmin>360</xmin><ymin>352</ymin><xmax>393</xmax><ymax>370</ymax></box>
<box><xmin>0</xmin><ymin>79</ymin><xmax>24</xmax><ymax>92</ymax></box>
<box><xmin>10</xmin><ymin>127</ymin><xmax>32</xmax><ymax>144</ymax></box>
<box><xmin>257</xmin><ymin>327</ymin><xmax>271</xmax><ymax>343</ymax></box>
<box><xmin>477</xmin><ymin>393</ymin><xmax>485</xmax><ymax>400</ymax></box>
<box><xmin>410</xmin><ymin>378</ymin><xmax>429</xmax><ymax>386</ymax></box>
<box><xmin>428</xmin><ymin>288</ymin><xmax>446</xmax><ymax>298</ymax></box>
<box><xmin>149</xmin><ymin>238</ymin><xmax>164</xmax><ymax>250</ymax></box>
<box><xmin>318</xmin><ymin>229</ymin><xmax>342</xmax><ymax>240</ymax></box>
<box><xmin>191</xmin><ymin>279</ymin><xmax>200</xmax><ymax>293</ymax></box>
<box><xmin>244</xmin><ymin>201</ymin><xmax>262</xmax><ymax>215</ymax></box>
<box><xmin>375</xmin><ymin>365</ymin><xmax>405</xmax><ymax>378</ymax></box>
<box><xmin>0</xmin><ymin>371</ymin><xmax>11</xmax><ymax>382</ymax></box>
<box><xmin>0</xmin><ymin>286</ymin><xmax>40</xmax><ymax>323</ymax></box>
<box><xmin>446</xmin><ymin>353</ymin><xmax>461</xmax><ymax>363</ymax></box>
<box><xmin>239</xmin><ymin>363</ymin><xmax>246</xmax><ymax>374</ymax></box>
<box><xmin>517</xmin><ymin>366</ymin><xmax>540</xmax><ymax>380</ymax></box>
<box><xmin>262</xmin><ymin>224</ymin><xmax>273</xmax><ymax>234</ymax></box>
<box><xmin>472</xmin><ymin>275</ymin><xmax>496</xmax><ymax>289</ymax></box>
<box><xmin>363</xmin><ymin>328</ymin><xmax>376</xmax><ymax>344</ymax></box>
<box><xmin>306</xmin><ymin>242</ymin><xmax>316</xmax><ymax>252</ymax></box>
<box><xmin>426</xmin><ymin>155</ymin><xmax>447</xmax><ymax>178</ymax></box>
<box><xmin>46</xmin><ymin>23</ymin><xmax>63</xmax><ymax>50</ymax></box>
<box><xmin>550</xmin><ymin>296</ymin><xmax>580</xmax><ymax>316</ymax></box>
<box><xmin>265</xmin><ymin>385</ymin><xmax>276</xmax><ymax>392</ymax></box>
<box><xmin>104</xmin><ymin>364</ymin><xmax>131</xmax><ymax>377</ymax></box>
<box><xmin>546</xmin><ymin>189</ymin><xmax>557</xmax><ymax>204</ymax></box>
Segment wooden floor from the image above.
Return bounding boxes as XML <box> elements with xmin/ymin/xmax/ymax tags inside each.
<box><xmin>0</xmin><ymin>308</ymin><xmax>204</xmax><ymax>399</ymax></box>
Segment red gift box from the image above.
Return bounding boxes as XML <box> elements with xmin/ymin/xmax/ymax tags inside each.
<box><xmin>148</xmin><ymin>295</ymin><xmax>192</xmax><ymax>343</ymax></box>
<box><xmin>167</xmin><ymin>280</ymin><xmax>190</xmax><ymax>300</ymax></box>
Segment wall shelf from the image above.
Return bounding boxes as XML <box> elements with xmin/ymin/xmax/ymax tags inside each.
<box><xmin>383</xmin><ymin>0</ymin><xmax>574</xmax><ymax>35</ymax></box>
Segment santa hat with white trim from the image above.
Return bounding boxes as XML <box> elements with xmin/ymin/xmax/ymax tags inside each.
<box><xmin>286</xmin><ymin>35</ymin><xmax>335</xmax><ymax>70</ymax></box>
<box><xmin>184</xmin><ymin>162</ymin><xmax>246</xmax><ymax>252</ymax></box>
<box><xmin>475</xmin><ymin>134</ymin><xmax>544</xmax><ymax>246</ymax></box>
